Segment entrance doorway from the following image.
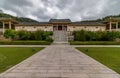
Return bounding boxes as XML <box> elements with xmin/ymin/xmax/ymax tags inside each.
<box><xmin>53</xmin><ymin>25</ymin><xmax>67</xmax><ymax>31</ymax></box>
<box><xmin>58</xmin><ymin>26</ymin><xmax>62</xmax><ymax>30</ymax></box>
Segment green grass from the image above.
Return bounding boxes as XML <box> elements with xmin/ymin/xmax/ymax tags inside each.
<box><xmin>0</xmin><ymin>41</ymin><xmax>52</xmax><ymax>45</ymax></box>
<box><xmin>70</xmin><ymin>41</ymin><xmax>120</xmax><ymax>45</ymax></box>
<box><xmin>0</xmin><ymin>47</ymin><xmax>44</xmax><ymax>73</ymax></box>
<box><xmin>76</xmin><ymin>47</ymin><xmax>120</xmax><ymax>74</ymax></box>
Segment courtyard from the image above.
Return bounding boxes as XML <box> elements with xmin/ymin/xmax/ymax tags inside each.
<box><xmin>0</xmin><ymin>44</ymin><xmax>120</xmax><ymax>78</ymax></box>
<box><xmin>0</xmin><ymin>0</ymin><xmax>120</xmax><ymax>77</ymax></box>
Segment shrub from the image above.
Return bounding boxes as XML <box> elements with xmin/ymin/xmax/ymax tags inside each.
<box><xmin>47</xmin><ymin>31</ymin><xmax>53</xmax><ymax>36</ymax></box>
<box><xmin>45</xmin><ymin>37</ymin><xmax>53</xmax><ymax>42</ymax></box>
<box><xmin>73</xmin><ymin>30</ymin><xmax>120</xmax><ymax>41</ymax></box>
<box><xmin>73</xmin><ymin>30</ymin><xmax>86</xmax><ymax>41</ymax></box>
<box><xmin>4</xmin><ymin>29</ymin><xmax>18</xmax><ymax>39</ymax></box>
<box><xmin>18</xmin><ymin>30</ymin><xmax>30</xmax><ymax>40</ymax></box>
<box><xmin>17</xmin><ymin>30</ymin><xmax>53</xmax><ymax>42</ymax></box>
<box><xmin>34</xmin><ymin>30</ymin><xmax>44</xmax><ymax>40</ymax></box>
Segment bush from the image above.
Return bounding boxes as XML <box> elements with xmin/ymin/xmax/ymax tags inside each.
<box><xmin>45</xmin><ymin>37</ymin><xmax>53</xmax><ymax>42</ymax></box>
<box><xmin>4</xmin><ymin>29</ymin><xmax>18</xmax><ymax>39</ymax></box>
<box><xmin>73</xmin><ymin>30</ymin><xmax>86</xmax><ymax>41</ymax></box>
<box><xmin>34</xmin><ymin>30</ymin><xmax>44</xmax><ymax>40</ymax></box>
<box><xmin>47</xmin><ymin>31</ymin><xmax>53</xmax><ymax>36</ymax></box>
<box><xmin>17</xmin><ymin>30</ymin><xmax>53</xmax><ymax>41</ymax></box>
<box><xmin>73</xmin><ymin>30</ymin><xmax>120</xmax><ymax>41</ymax></box>
<box><xmin>18</xmin><ymin>30</ymin><xmax>30</xmax><ymax>40</ymax></box>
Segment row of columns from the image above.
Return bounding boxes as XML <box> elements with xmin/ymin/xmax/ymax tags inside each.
<box><xmin>2</xmin><ymin>21</ymin><xmax>12</xmax><ymax>34</ymax></box>
<box><xmin>109</xmin><ymin>21</ymin><xmax>119</xmax><ymax>31</ymax></box>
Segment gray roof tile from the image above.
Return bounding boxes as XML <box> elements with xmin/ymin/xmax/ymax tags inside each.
<box><xmin>49</xmin><ymin>19</ymin><xmax>71</xmax><ymax>23</ymax></box>
<box><xmin>70</xmin><ymin>21</ymin><xmax>105</xmax><ymax>26</ymax></box>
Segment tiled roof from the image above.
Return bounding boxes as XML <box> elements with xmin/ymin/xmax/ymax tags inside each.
<box><xmin>70</xmin><ymin>21</ymin><xmax>105</xmax><ymax>26</ymax></box>
<box><xmin>103</xmin><ymin>17</ymin><xmax>120</xmax><ymax>22</ymax></box>
<box><xmin>16</xmin><ymin>22</ymin><xmax>51</xmax><ymax>26</ymax></box>
<box><xmin>0</xmin><ymin>18</ymin><xmax>18</xmax><ymax>23</ymax></box>
<box><xmin>49</xmin><ymin>19</ymin><xmax>71</xmax><ymax>23</ymax></box>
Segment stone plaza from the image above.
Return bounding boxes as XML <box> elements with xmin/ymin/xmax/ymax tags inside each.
<box><xmin>0</xmin><ymin>44</ymin><xmax>119</xmax><ymax>78</ymax></box>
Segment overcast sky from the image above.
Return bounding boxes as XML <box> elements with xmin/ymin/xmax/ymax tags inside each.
<box><xmin>0</xmin><ymin>0</ymin><xmax>120</xmax><ymax>22</ymax></box>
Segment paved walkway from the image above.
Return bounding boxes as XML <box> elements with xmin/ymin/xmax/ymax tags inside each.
<box><xmin>1</xmin><ymin>45</ymin><xmax>120</xmax><ymax>48</ymax></box>
<box><xmin>0</xmin><ymin>44</ymin><xmax>120</xmax><ymax>78</ymax></box>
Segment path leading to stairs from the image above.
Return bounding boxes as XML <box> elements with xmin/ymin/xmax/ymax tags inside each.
<box><xmin>0</xmin><ymin>44</ymin><xmax>120</xmax><ymax>78</ymax></box>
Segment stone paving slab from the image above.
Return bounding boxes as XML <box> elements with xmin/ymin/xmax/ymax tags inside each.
<box><xmin>0</xmin><ymin>44</ymin><xmax>120</xmax><ymax>78</ymax></box>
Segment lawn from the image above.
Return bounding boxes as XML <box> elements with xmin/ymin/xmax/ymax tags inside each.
<box><xmin>0</xmin><ymin>47</ymin><xmax>44</xmax><ymax>73</ymax></box>
<box><xmin>0</xmin><ymin>41</ymin><xmax>52</xmax><ymax>45</ymax></box>
<box><xmin>76</xmin><ymin>47</ymin><xmax>120</xmax><ymax>74</ymax></box>
<box><xmin>70</xmin><ymin>41</ymin><xmax>120</xmax><ymax>45</ymax></box>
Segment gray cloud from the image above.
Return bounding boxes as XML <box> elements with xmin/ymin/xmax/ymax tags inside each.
<box><xmin>0</xmin><ymin>0</ymin><xmax>120</xmax><ymax>21</ymax></box>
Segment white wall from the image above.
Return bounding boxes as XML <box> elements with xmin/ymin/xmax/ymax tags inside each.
<box><xmin>67</xmin><ymin>25</ymin><xmax>106</xmax><ymax>31</ymax></box>
<box><xmin>15</xmin><ymin>25</ymin><xmax>106</xmax><ymax>32</ymax></box>
<box><xmin>15</xmin><ymin>25</ymin><xmax>53</xmax><ymax>31</ymax></box>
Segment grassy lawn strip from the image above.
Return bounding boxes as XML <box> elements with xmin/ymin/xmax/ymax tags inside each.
<box><xmin>70</xmin><ymin>41</ymin><xmax>120</xmax><ymax>45</ymax></box>
<box><xmin>0</xmin><ymin>41</ymin><xmax>51</xmax><ymax>45</ymax></box>
<box><xmin>0</xmin><ymin>47</ymin><xmax>44</xmax><ymax>73</ymax></box>
<box><xmin>76</xmin><ymin>47</ymin><xmax>120</xmax><ymax>74</ymax></box>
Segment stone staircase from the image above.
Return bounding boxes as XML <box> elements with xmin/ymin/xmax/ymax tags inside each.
<box><xmin>53</xmin><ymin>31</ymin><xmax>68</xmax><ymax>44</ymax></box>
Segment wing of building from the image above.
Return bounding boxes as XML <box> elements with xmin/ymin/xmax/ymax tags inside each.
<box><xmin>0</xmin><ymin>18</ymin><xmax>120</xmax><ymax>34</ymax></box>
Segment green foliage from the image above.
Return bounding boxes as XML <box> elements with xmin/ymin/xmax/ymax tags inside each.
<box><xmin>0</xmin><ymin>41</ymin><xmax>51</xmax><ymax>45</ymax></box>
<box><xmin>70</xmin><ymin>41</ymin><xmax>120</xmax><ymax>45</ymax></box>
<box><xmin>45</xmin><ymin>37</ymin><xmax>53</xmax><ymax>42</ymax></box>
<box><xmin>0</xmin><ymin>47</ymin><xmax>43</xmax><ymax>73</ymax></box>
<box><xmin>0</xmin><ymin>13</ymin><xmax>38</xmax><ymax>22</ymax></box>
<box><xmin>77</xmin><ymin>47</ymin><xmax>120</xmax><ymax>74</ymax></box>
<box><xmin>3</xmin><ymin>29</ymin><xmax>53</xmax><ymax>42</ymax></box>
<box><xmin>17</xmin><ymin>30</ymin><xmax>53</xmax><ymax>42</ymax></box>
<box><xmin>47</xmin><ymin>31</ymin><xmax>53</xmax><ymax>36</ymax></box>
<box><xmin>18</xmin><ymin>30</ymin><xmax>30</xmax><ymax>40</ymax></box>
<box><xmin>74</xmin><ymin>30</ymin><xmax>89</xmax><ymax>41</ymax></box>
<box><xmin>34</xmin><ymin>30</ymin><xmax>44</xmax><ymax>40</ymax></box>
<box><xmin>73</xmin><ymin>30</ymin><xmax>120</xmax><ymax>41</ymax></box>
<box><xmin>4</xmin><ymin>29</ymin><xmax>18</xmax><ymax>39</ymax></box>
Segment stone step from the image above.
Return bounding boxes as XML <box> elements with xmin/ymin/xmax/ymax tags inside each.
<box><xmin>53</xmin><ymin>31</ymin><xmax>68</xmax><ymax>42</ymax></box>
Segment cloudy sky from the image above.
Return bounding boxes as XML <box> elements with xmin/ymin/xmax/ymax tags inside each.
<box><xmin>0</xmin><ymin>0</ymin><xmax>120</xmax><ymax>22</ymax></box>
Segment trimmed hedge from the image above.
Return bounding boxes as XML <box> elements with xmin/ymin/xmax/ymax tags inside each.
<box><xmin>70</xmin><ymin>41</ymin><xmax>120</xmax><ymax>45</ymax></box>
<box><xmin>0</xmin><ymin>41</ymin><xmax>51</xmax><ymax>45</ymax></box>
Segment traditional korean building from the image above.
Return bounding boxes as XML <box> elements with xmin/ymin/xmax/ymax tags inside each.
<box><xmin>0</xmin><ymin>18</ymin><xmax>120</xmax><ymax>34</ymax></box>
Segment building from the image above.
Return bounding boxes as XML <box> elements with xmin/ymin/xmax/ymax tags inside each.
<box><xmin>0</xmin><ymin>18</ymin><xmax>120</xmax><ymax>34</ymax></box>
